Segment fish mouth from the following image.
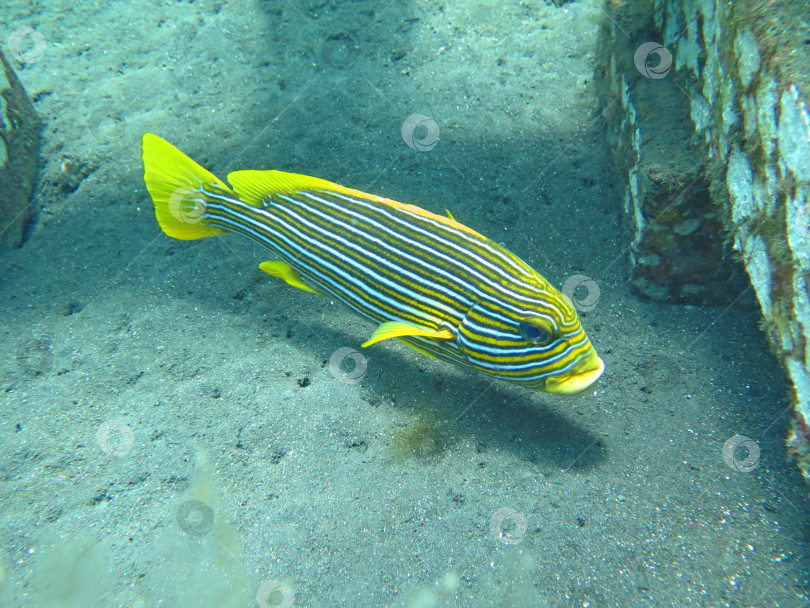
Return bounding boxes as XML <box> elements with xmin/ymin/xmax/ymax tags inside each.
<box><xmin>544</xmin><ymin>350</ymin><xmax>605</xmax><ymax>396</ymax></box>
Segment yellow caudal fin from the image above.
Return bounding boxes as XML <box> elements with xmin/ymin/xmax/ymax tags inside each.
<box><xmin>141</xmin><ymin>133</ymin><xmax>232</xmax><ymax>240</ymax></box>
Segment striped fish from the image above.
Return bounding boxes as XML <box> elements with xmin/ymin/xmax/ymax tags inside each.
<box><xmin>141</xmin><ymin>133</ymin><xmax>604</xmax><ymax>395</ymax></box>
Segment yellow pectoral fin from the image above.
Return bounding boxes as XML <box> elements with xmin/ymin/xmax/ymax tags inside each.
<box><xmin>258</xmin><ymin>260</ymin><xmax>321</xmax><ymax>295</ymax></box>
<box><xmin>362</xmin><ymin>321</ymin><xmax>454</xmax><ymax>348</ymax></box>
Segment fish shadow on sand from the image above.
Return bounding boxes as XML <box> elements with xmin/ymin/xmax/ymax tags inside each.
<box><xmin>170</xmin><ymin>259</ymin><xmax>607</xmax><ymax>472</ymax></box>
<box><xmin>309</xmin><ymin>324</ymin><xmax>607</xmax><ymax>472</ymax></box>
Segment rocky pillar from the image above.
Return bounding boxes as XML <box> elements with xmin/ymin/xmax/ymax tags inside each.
<box><xmin>0</xmin><ymin>48</ymin><xmax>42</xmax><ymax>252</ymax></box>
<box><xmin>598</xmin><ymin>0</ymin><xmax>810</xmax><ymax>481</ymax></box>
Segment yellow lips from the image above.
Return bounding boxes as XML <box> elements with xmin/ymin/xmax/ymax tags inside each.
<box><xmin>544</xmin><ymin>350</ymin><xmax>605</xmax><ymax>395</ymax></box>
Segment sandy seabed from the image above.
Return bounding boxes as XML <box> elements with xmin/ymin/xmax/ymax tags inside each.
<box><xmin>0</xmin><ymin>1</ymin><xmax>808</xmax><ymax>607</ymax></box>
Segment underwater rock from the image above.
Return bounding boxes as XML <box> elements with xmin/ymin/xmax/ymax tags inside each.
<box><xmin>0</xmin><ymin>49</ymin><xmax>42</xmax><ymax>252</ymax></box>
<box><xmin>597</xmin><ymin>0</ymin><xmax>745</xmax><ymax>305</ymax></box>
<box><xmin>598</xmin><ymin>0</ymin><xmax>810</xmax><ymax>483</ymax></box>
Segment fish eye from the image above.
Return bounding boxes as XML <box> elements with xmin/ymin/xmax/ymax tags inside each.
<box><xmin>518</xmin><ymin>319</ymin><xmax>554</xmax><ymax>344</ymax></box>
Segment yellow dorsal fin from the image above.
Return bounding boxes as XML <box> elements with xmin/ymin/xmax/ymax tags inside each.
<box><xmin>384</xmin><ymin>199</ymin><xmax>478</xmax><ymax>236</ymax></box>
<box><xmin>227</xmin><ymin>170</ymin><xmax>353</xmax><ymax>206</ymax></box>
<box><xmin>362</xmin><ymin>321</ymin><xmax>454</xmax><ymax>348</ymax></box>
<box><xmin>227</xmin><ymin>168</ymin><xmax>485</xmax><ymax>241</ymax></box>
<box><xmin>445</xmin><ymin>209</ymin><xmax>456</xmax><ymax>221</ymax></box>
<box><xmin>141</xmin><ymin>133</ymin><xmax>232</xmax><ymax>240</ymax></box>
<box><xmin>258</xmin><ymin>260</ymin><xmax>321</xmax><ymax>295</ymax></box>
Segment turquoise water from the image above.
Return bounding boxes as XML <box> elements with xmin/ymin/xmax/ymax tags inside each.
<box><xmin>1</xmin><ymin>1</ymin><xmax>808</xmax><ymax>607</ymax></box>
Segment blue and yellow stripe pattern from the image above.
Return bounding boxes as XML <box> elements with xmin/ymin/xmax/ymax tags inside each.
<box><xmin>141</xmin><ymin>133</ymin><xmax>604</xmax><ymax>395</ymax></box>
